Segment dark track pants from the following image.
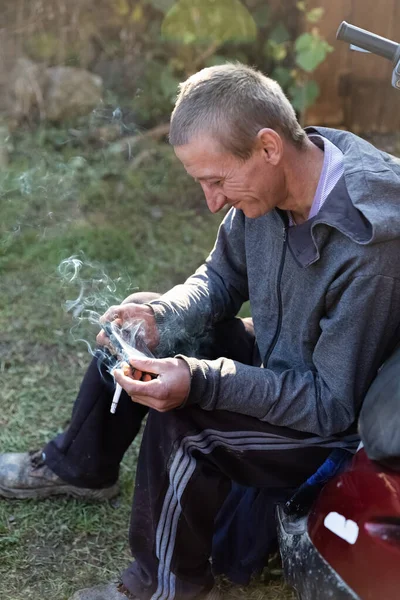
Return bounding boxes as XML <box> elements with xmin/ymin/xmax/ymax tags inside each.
<box><xmin>43</xmin><ymin>352</ymin><xmax>149</xmax><ymax>488</ymax></box>
<box><xmin>121</xmin><ymin>406</ymin><xmax>357</xmax><ymax>600</ymax></box>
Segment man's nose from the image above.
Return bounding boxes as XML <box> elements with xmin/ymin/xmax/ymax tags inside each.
<box><xmin>202</xmin><ymin>185</ymin><xmax>228</xmax><ymax>213</ymax></box>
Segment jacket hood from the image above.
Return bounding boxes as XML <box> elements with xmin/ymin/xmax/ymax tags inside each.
<box><xmin>285</xmin><ymin>127</ymin><xmax>400</xmax><ymax>268</ymax></box>
<box><xmin>308</xmin><ymin>126</ymin><xmax>400</xmax><ymax>244</ymax></box>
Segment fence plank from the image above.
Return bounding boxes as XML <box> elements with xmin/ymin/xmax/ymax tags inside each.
<box><xmin>349</xmin><ymin>0</ymin><xmax>395</xmax><ymax>132</ymax></box>
<box><xmin>304</xmin><ymin>0</ymin><xmax>352</xmax><ymax>127</ymax></box>
<box><xmin>304</xmin><ymin>0</ymin><xmax>400</xmax><ymax>133</ymax></box>
<box><xmin>377</xmin><ymin>0</ymin><xmax>400</xmax><ymax>132</ymax></box>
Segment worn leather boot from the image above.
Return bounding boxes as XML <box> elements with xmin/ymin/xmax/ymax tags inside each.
<box><xmin>68</xmin><ymin>582</ymin><xmax>137</xmax><ymax>600</ymax></box>
<box><xmin>68</xmin><ymin>582</ymin><xmax>222</xmax><ymax>600</ymax></box>
<box><xmin>0</xmin><ymin>450</ymin><xmax>119</xmax><ymax>500</ymax></box>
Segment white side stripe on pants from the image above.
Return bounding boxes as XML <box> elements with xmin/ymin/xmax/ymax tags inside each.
<box><xmin>151</xmin><ymin>428</ymin><xmax>358</xmax><ymax>600</ymax></box>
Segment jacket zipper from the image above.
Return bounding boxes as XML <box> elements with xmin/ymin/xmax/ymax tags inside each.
<box><xmin>263</xmin><ymin>225</ymin><xmax>288</xmax><ymax>368</ymax></box>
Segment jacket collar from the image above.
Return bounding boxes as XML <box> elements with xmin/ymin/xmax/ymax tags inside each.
<box><xmin>279</xmin><ymin>127</ymin><xmax>373</xmax><ymax>267</ymax></box>
<box><xmin>284</xmin><ymin>176</ymin><xmax>372</xmax><ymax>268</ymax></box>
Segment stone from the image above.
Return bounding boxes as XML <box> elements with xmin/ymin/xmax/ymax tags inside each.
<box><xmin>45</xmin><ymin>66</ymin><xmax>102</xmax><ymax>122</ymax></box>
<box><xmin>8</xmin><ymin>57</ymin><xmax>48</xmax><ymax>122</ymax></box>
<box><xmin>7</xmin><ymin>58</ymin><xmax>103</xmax><ymax>123</ymax></box>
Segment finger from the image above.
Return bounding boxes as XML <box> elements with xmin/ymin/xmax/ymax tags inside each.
<box><xmin>122</xmin><ymin>363</ymin><xmax>131</xmax><ymax>377</ymax></box>
<box><xmin>96</xmin><ymin>330</ymin><xmax>108</xmax><ymax>346</ymax></box>
<box><xmin>121</xmin><ymin>363</ymin><xmax>141</xmax><ymax>380</ymax></box>
<box><xmin>129</xmin><ymin>394</ymin><xmax>168</xmax><ymax>412</ymax></box>
<box><xmin>96</xmin><ymin>330</ymin><xmax>115</xmax><ymax>352</ymax></box>
<box><xmin>129</xmin><ymin>394</ymin><xmax>152</xmax><ymax>407</ymax></box>
<box><xmin>97</xmin><ymin>316</ymin><xmax>126</xmax><ymax>354</ymax></box>
<box><xmin>114</xmin><ymin>368</ymin><xmax>162</xmax><ymax>398</ymax></box>
<box><xmin>128</xmin><ymin>356</ymin><xmax>162</xmax><ymax>376</ymax></box>
<box><xmin>142</xmin><ymin>373</ymin><xmax>152</xmax><ymax>382</ymax></box>
<box><xmin>100</xmin><ymin>305</ymin><xmax>123</xmax><ymax>324</ymax></box>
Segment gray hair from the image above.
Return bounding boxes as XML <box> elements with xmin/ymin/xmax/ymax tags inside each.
<box><xmin>169</xmin><ymin>63</ymin><xmax>306</xmax><ymax>160</ymax></box>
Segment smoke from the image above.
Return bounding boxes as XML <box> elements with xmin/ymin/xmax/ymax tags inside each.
<box><xmin>0</xmin><ymin>153</ymin><xmax>84</xmax><ymax>254</ymax></box>
<box><xmin>57</xmin><ymin>254</ymin><xmax>214</xmax><ymax>380</ymax></box>
<box><xmin>58</xmin><ymin>254</ymin><xmax>151</xmax><ymax>379</ymax></box>
<box><xmin>58</xmin><ymin>255</ymin><xmax>117</xmax><ymax>317</ymax></box>
<box><xmin>1</xmin><ymin>98</ymin><xmax>155</xmax><ymax>261</ymax></box>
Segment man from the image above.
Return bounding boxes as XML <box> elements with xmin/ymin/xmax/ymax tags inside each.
<box><xmin>2</xmin><ymin>63</ymin><xmax>400</xmax><ymax>600</ymax></box>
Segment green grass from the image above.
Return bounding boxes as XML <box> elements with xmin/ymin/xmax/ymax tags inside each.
<box><xmin>0</xmin><ymin>130</ymin><xmax>292</xmax><ymax>600</ymax></box>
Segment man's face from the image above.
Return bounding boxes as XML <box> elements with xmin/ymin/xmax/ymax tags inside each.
<box><xmin>174</xmin><ymin>134</ymin><xmax>285</xmax><ymax>219</ymax></box>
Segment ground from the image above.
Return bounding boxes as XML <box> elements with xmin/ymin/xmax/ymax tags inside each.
<box><xmin>0</xmin><ymin>129</ymin><xmax>295</xmax><ymax>600</ymax></box>
<box><xmin>3</xmin><ymin>127</ymin><xmax>398</xmax><ymax>600</ymax></box>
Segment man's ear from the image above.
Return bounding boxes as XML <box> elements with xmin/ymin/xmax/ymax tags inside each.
<box><xmin>257</xmin><ymin>128</ymin><xmax>283</xmax><ymax>166</ymax></box>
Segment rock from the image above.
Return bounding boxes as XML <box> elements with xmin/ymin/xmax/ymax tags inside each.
<box><xmin>0</xmin><ymin>122</ymin><xmax>10</xmax><ymax>169</ymax></box>
<box><xmin>8</xmin><ymin>57</ymin><xmax>48</xmax><ymax>122</ymax></box>
<box><xmin>7</xmin><ymin>58</ymin><xmax>103</xmax><ymax>123</ymax></box>
<box><xmin>45</xmin><ymin>66</ymin><xmax>102</xmax><ymax>122</ymax></box>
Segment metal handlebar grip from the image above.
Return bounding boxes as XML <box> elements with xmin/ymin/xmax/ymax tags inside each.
<box><xmin>337</xmin><ymin>21</ymin><xmax>400</xmax><ymax>63</ymax></box>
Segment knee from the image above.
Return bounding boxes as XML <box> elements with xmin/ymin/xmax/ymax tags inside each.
<box><xmin>122</xmin><ymin>291</ymin><xmax>161</xmax><ymax>305</ymax></box>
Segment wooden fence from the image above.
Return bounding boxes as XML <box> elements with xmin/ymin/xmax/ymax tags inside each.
<box><xmin>304</xmin><ymin>0</ymin><xmax>400</xmax><ymax>132</ymax></box>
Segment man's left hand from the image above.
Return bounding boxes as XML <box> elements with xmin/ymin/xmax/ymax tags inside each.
<box><xmin>113</xmin><ymin>356</ymin><xmax>191</xmax><ymax>412</ymax></box>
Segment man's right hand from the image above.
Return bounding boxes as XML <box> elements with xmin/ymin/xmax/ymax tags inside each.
<box><xmin>96</xmin><ymin>303</ymin><xmax>160</xmax><ymax>352</ymax></box>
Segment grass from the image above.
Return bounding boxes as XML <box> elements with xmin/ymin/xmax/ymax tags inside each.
<box><xmin>0</xmin><ymin>127</ymin><xmax>293</xmax><ymax>600</ymax></box>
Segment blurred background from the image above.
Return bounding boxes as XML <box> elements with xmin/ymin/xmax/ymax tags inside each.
<box><xmin>0</xmin><ymin>1</ymin><xmax>399</xmax><ymax>599</ymax></box>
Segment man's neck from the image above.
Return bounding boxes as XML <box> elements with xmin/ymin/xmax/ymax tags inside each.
<box><xmin>280</xmin><ymin>138</ymin><xmax>325</xmax><ymax>224</ymax></box>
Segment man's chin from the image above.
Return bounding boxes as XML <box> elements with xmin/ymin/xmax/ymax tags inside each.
<box><xmin>239</xmin><ymin>206</ymin><xmax>264</xmax><ymax>219</ymax></box>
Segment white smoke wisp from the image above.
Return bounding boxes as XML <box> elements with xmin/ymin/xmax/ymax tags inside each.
<box><xmin>58</xmin><ymin>255</ymin><xmax>124</xmax><ymax>318</ymax></box>
<box><xmin>58</xmin><ymin>255</ymin><xmax>150</xmax><ymax>380</ymax></box>
<box><xmin>59</xmin><ymin>256</ymin><xmax>83</xmax><ymax>283</ymax></box>
<box><xmin>107</xmin><ymin>318</ymin><xmax>153</xmax><ymax>362</ymax></box>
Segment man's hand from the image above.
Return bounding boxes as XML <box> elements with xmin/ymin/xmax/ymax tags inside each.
<box><xmin>113</xmin><ymin>356</ymin><xmax>191</xmax><ymax>412</ymax></box>
<box><xmin>96</xmin><ymin>303</ymin><xmax>159</xmax><ymax>351</ymax></box>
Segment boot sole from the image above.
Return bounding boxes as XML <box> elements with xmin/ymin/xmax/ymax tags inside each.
<box><xmin>0</xmin><ymin>482</ymin><xmax>120</xmax><ymax>501</ymax></box>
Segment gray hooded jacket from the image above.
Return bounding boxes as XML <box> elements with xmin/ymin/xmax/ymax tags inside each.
<box><xmin>149</xmin><ymin>127</ymin><xmax>400</xmax><ymax>438</ymax></box>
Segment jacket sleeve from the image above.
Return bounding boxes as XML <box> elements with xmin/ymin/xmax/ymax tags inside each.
<box><xmin>148</xmin><ymin>208</ymin><xmax>249</xmax><ymax>356</ymax></box>
<box><xmin>178</xmin><ymin>274</ymin><xmax>400</xmax><ymax>437</ymax></box>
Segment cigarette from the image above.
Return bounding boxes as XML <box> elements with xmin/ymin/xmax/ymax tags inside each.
<box><xmin>110</xmin><ymin>383</ymin><xmax>122</xmax><ymax>414</ymax></box>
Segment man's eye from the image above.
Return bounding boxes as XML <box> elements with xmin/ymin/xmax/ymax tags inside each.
<box><xmin>213</xmin><ymin>180</ymin><xmax>222</xmax><ymax>186</ymax></box>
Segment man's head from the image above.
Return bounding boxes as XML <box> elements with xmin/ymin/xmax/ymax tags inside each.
<box><xmin>170</xmin><ymin>63</ymin><xmax>308</xmax><ymax>218</ymax></box>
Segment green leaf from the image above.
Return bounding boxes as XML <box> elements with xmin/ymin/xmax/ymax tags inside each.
<box><xmin>296</xmin><ymin>1</ymin><xmax>306</xmax><ymax>12</ymax></box>
<box><xmin>253</xmin><ymin>5</ymin><xmax>270</xmax><ymax>28</ymax></box>
<box><xmin>295</xmin><ymin>32</ymin><xmax>333</xmax><ymax>72</ymax></box>
<box><xmin>295</xmin><ymin>32</ymin><xmax>313</xmax><ymax>52</ymax></box>
<box><xmin>269</xmin><ymin>22</ymin><xmax>291</xmax><ymax>44</ymax></box>
<box><xmin>161</xmin><ymin>0</ymin><xmax>257</xmax><ymax>44</ymax></box>
<box><xmin>271</xmin><ymin>66</ymin><xmax>293</xmax><ymax>88</ymax></box>
<box><xmin>264</xmin><ymin>40</ymin><xmax>287</xmax><ymax>62</ymax></box>
<box><xmin>288</xmin><ymin>80</ymin><xmax>320</xmax><ymax>111</ymax></box>
<box><xmin>306</xmin><ymin>7</ymin><xmax>324</xmax><ymax>23</ymax></box>
<box><xmin>144</xmin><ymin>0</ymin><xmax>176</xmax><ymax>13</ymax></box>
<box><xmin>181</xmin><ymin>31</ymin><xmax>197</xmax><ymax>44</ymax></box>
